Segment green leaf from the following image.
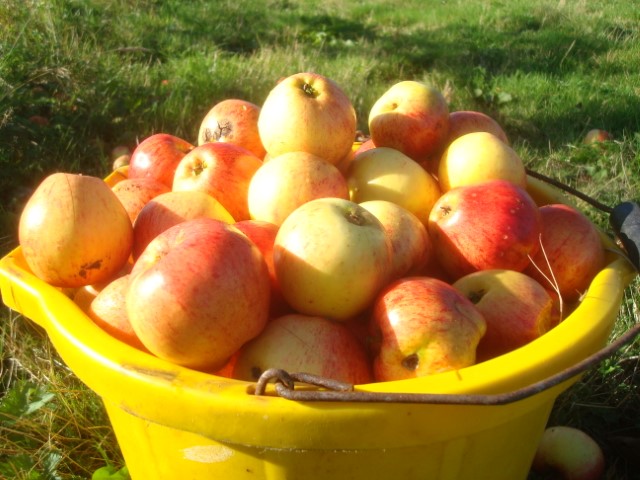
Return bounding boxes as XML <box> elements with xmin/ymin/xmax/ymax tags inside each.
<box><xmin>92</xmin><ymin>465</ymin><xmax>131</xmax><ymax>480</ymax></box>
<box><xmin>0</xmin><ymin>380</ymin><xmax>54</xmax><ymax>426</ymax></box>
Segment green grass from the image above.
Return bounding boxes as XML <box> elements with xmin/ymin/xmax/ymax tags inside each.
<box><xmin>1</xmin><ymin>0</ymin><xmax>640</xmax><ymax>478</ymax></box>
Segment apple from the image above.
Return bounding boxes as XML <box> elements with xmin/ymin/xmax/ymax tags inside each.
<box><xmin>234</xmin><ymin>219</ymin><xmax>291</xmax><ymax>318</ymax></box>
<box><xmin>19</xmin><ymin>173</ymin><xmax>133</xmax><ymax>288</ymax></box>
<box><xmin>524</xmin><ymin>203</ymin><xmax>606</xmax><ymax>303</ymax></box>
<box><xmin>172</xmin><ymin>141</ymin><xmax>263</xmax><ymax>221</ymax></box>
<box><xmin>87</xmin><ymin>274</ymin><xmax>148</xmax><ymax>352</ymax></box>
<box><xmin>132</xmin><ymin>189</ymin><xmax>234</xmax><ymax>259</ymax></box>
<box><xmin>197</xmin><ymin>98</ymin><xmax>266</xmax><ymax>159</ymax></box>
<box><xmin>112</xmin><ymin>154</ymin><xmax>130</xmax><ymax>171</ymax></box>
<box><xmin>258</xmin><ymin>72</ymin><xmax>357</xmax><ymax>166</ymax></box>
<box><xmin>368</xmin><ymin>80</ymin><xmax>449</xmax><ymax>164</ymax></box>
<box><xmin>273</xmin><ymin>197</ymin><xmax>392</xmax><ymax>321</ymax></box>
<box><xmin>428</xmin><ymin>179</ymin><xmax>542</xmax><ymax>280</ymax></box>
<box><xmin>583</xmin><ymin>129</ymin><xmax>612</xmax><ymax>144</ymax></box>
<box><xmin>346</xmin><ymin>147</ymin><xmax>441</xmax><ymax>226</ymax></box>
<box><xmin>127</xmin><ymin>218</ymin><xmax>271</xmax><ymax>371</ymax></box>
<box><xmin>247</xmin><ymin>151</ymin><xmax>349</xmax><ymax>226</ymax></box>
<box><xmin>232</xmin><ymin>313</ymin><xmax>373</xmax><ymax>385</ymax></box>
<box><xmin>370</xmin><ymin>277</ymin><xmax>486</xmax><ymax>381</ymax></box>
<box><xmin>127</xmin><ymin>133</ymin><xmax>194</xmax><ymax>188</ymax></box>
<box><xmin>359</xmin><ymin>200</ymin><xmax>433</xmax><ymax>280</ymax></box>
<box><xmin>437</xmin><ymin>132</ymin><xmax>526</xmax><ymax>192</ymax></box>
<box><xmin>111</xmin><ymin>177</ymin><xmax>170</xmax><ymax>224</ymax></box>
<box><xmin>452</xmin><ymin>269</ymin><xmax>558</xmax><ymax>362</ymax></box>
<box><xmin>531</xmin><ymin>426</ymin><xmax>605</xmax><ymax>480</ymax></box>
<box><xmin>447</xmin><ymin>110</ymin><xmax>509</xmax><ymax>145</ymax></box>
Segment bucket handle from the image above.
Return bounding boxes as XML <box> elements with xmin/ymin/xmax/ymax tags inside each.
<box><xmin>253</xmin><ymin>321</ymin><xmax>640</xmax><ymax>405</ymax></box>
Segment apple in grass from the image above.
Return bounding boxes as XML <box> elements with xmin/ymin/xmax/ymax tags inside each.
<box><xmin>531</xmin><ymin>426</ymin><xmax>605</xmax><ymax>480</ymax></box>
<box><xmin>370</xmin><ymin>277</ymin><xmax>486</xmax><ymax>382</ymax></box>
<box><xmin>232</xmin><ymin>313</ymin><xmax>373</xmax><ymax>385</ymax></box>
<box><xmin>127</xmin><ymin>218</ymin><xmax>271</xmax><ymax>371</ymax></box>
<box><xmin>359</xmin><ymin>200</ymin><xmax>433</xmax><ymax>281</ymax></box>
<box><xmin>368</xmin><ymin>80</ymin><xmax>449</xmax><ymax>165</ymax></box>
<box><xmin>437</xmin><ymin>132</ymin><xmax>526</xmax><ymax>192</ymax></box>
<box><xmin>452</xmin><ymin>269</ymin><xmax>558</xmax><ymax>362</ymax></box>
<box><xmin>19</xmin><ymin>173</ymin><xmax>133</xmax><ymax>288</ymax></box>
<box><xmin>128</xmin><ymin>133</ymin><xmax>194</xmax><ymax>188</ymax></box>
<box><xmin>274</xmin><ymin>197</ymin><xmax>392</xmax><ymax>321</ymax></box>
<box><xmin>198</xmin><ymin>98</ymin><xmax>266</xmax><ymax>159</ymax></box>
<box><xmin>247</xmin><ymin>151</ymin><xmax>349</xmax><ymax>226</ymax></box>
<box><xmin>172</xmin><ymin>141</ymin><xmax>263</xmax><ymax>221</ymax></box>
<box><xmin>346</xmin><ymin>147</ymin><xmax>442</xmax><ymax>226</ymax></box>
<box><xmin>524</xmin><ymin>203</ymin><xmax>606</xmax><ymax>303</ymax></box>
<box><xmin>132</xmin><ymin>189</ymin><xmax>234</xmax><ymax>259</ymax></box>
<box><xmin>583</xmin><ymin>128</ymin><xmax>612</xmax><ymax>144</ymax></box>
<box><xmin>428</xmin><ymin>179</ymin><xmax>542</xmax><ymax>281</ymax></box>
<box><xmin>111</xmin><ymin>177</ymin><xmax>170</xmax><ymax>224</ymax></box>
<box><xmin>258</xmin><ymin>72</ymin><xmax>357</xmax><ymax>166</ymax></box>
<box><xmin>234</xmin><ymin>219</ymin><xmax>291</xmax><ymax>318</ymax></box>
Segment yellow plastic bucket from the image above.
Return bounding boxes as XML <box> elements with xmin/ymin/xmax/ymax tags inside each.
<box><xmin>0</xmin><ymin>174</ymin><xmax>636</xmax><ymax>480</ymax></box>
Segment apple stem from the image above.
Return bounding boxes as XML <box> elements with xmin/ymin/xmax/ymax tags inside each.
<box><xmin>302</xmin><ymin>82</ymin><xmax>319</xmax><ymax>98</ymax></box>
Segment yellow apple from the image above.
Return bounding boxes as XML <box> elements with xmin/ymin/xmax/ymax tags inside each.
<box><xmin>438</xmin><ymin>131</ymin><xmax>526</xmax><ymax>191</ymax></box>
<box><xmin>346</xmin><ymin>146</ymin><xmax>441</xmax><ymax>225</ymax></box>
<box><xmin>359</xmin><ymin>200</ymin><xmax>433</xmax><ymax>281</ymax></box>
<box><xmin>247</xmin><ymin>151</ymin><xmax>349</xmax><ymax>226</ymax></box>
<box><xmin>257</xmin><ymin>72</ymin><xmax>357</xmax><ymax>166</ymax></box>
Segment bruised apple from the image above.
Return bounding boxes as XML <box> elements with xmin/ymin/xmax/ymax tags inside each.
<box><xmin>198</xmin><ymin>98</ymin><xmax>266</xmax><ymax>159</ymax></box>
<box><xmin>452</xmin><ymin>269</ymin><xmax>558</xmax><ymax>362</ymax></box>
<box><xmin>19</xmin><ymin>173</ymin><xmax>133</xmax><ymax>288</ymax></box>
<box><xmin>172</xmin><ymin>141</ymin><xmax>263</xmax><ymax>221</ymax></box>
<box><xmin>128</xmin><ymin>133</ymin><xmax>194</xmax><ymax>188</ymax></box>
<box><xmin>247</xmin><ymin>151</ymin><xmax>349</xmax><ymax>226</ymax></box>
<box><xmin>274</xmin><ymin>197</ymin><xmax>392</xmax><ymax>321</ymax></box>
<box><xmin>370</xmin><ymin>277</ymin><xmax>486</xmax><ymax>381</ymax></box>
<box><xmin>132</xmin><ymin>189</ymin><xmax>234</xmax><ymax>259</ymax></box>
<box><xmin>127</xmin><ymin>218</ymin><xmax>271</xmax><ymax>371</ymax></box>
<box><xmin>359</xmin><ymin>200</ymin><xmax>432</xmax><ymax>280</ymax></box>
<box><xmin>258</xmin><ymin>72</ymin><xmax>357</xmax><ymax>166</ymax></box>
<box><xmin>232</xmin><ymin>313</ymin><xmax>373</xmax><ymax>385</ymax></box>
<box><xmin>524</xmin><ymin>203</ymin><xmax>605</xmax><ymax>302</ymax></box>
<box><xmin>428</xmin><ymin>179</ymin><xmax>542</xmax><ymax>280</ymax></box>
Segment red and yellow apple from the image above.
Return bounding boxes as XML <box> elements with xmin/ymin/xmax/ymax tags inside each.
<box><xmin>198</xmin><ymin>98</ymin><xmax>266</xmax><ymax>159</ymax></box>
<box><xmin>258</xmin><ymin>72</ymin><xmax>357</xmax><ymax>166</ymax></box>
<box><xmin>247</xmin><ymin>151</ymin><xmax>349</xmax><ymax>226</ymax></box>
<box><xmin>232</xmin><ymin>313</ymin><xmax>373</xmax><ymax>385</ymax></box>
<box><xmin>172</xmin><ymin>141</ymin><xmax>263</xmax><ymax>221</ymax></box>
<box><xmin>111</xmin><ymin>177</ymin><xmax>170</xmax><ymax>224</ymax></box>
<box><xmin>127</xmin><ymin>218</ymin><xmax>271</xmax><ymax>371</ymax></box>
<box><xmin>370</xmin><ymin>277</ymin><xmax>486</xmax><ymax>381</ymax></box>
<box><xmin>273</xmin><ymin>197</ymin><xmax>392</xmax><ymax>321</ymax></box>
<box><xmin>428</xmin><ymin>179</ymin><xmax>542</xmax><ymax>280</ymax></box>
<box><xmin>19</xmin><ymin>173</ymin><xmax>133</xmax><ymax>288</ymax></box>
<box><xmin>127</xmin><ymin>133</ymin><xmax>194</xmax><ymax>188</ymax></box>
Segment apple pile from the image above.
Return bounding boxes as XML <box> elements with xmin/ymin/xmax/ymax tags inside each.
<box><xmin>17</xmin><ymin>72</ymin><xmax>607</xmax><ymax>385</ymax></box>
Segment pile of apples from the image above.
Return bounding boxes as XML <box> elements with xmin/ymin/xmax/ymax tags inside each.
<box><xmin>18</xmin><ymin>72</ymin><xmax>607</xmax><ymax>386</ymax></box>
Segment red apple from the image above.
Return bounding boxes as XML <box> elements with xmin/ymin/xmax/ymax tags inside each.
<box><xmin>274</xmin><ymin>197</ymin><xmax>392</xmax><ymax>321</ymax></box>
<box><xmin>531</xmin><ymin>426</ymin><xmax>605</xmax><ymax>480</ymax></box>
<box><xmin>132</xmin><ymin>189</ymin><xmax>234</xmax><ymax>259</ymax></box>
<box><xmin>258</xmin><ymin>72</ymin><xmax>357</xmax><ymax>166</ymax></box>
<box><xmin>172</xmin><ymin>142</ymin><xmax>263</xmax><ymax>221</ymax></box>
<box><xmin>447</xmin><ymin>110</ymin><xmax>509</xmax><ymax>145</ymax></box>
<box><xmin>88</xmin><ymin>274</ymin><xmax>148</xmax><ymax>352</ymax></box>
<box><xmin>232</xmin><ymin>313</ymin><xmax>373</xmax><ymax>385</ymax></box>
<box><xmin>370</xmin><ymin>277</ymin><xmax>486</xmax><ymax>381</ymax></box>
<box><xmin>368</xmin><ymin>80</ymin><xmax>449</xmax><ymax>164</ymax></box>
<box><xmin>247</xmin><ymin>151</ymin><xmax>349</xmax><ymax>226</ymax></box>
<box><xmin>111</xmin><ymin>177</ymin><xmax>170</xmax><ymax>224</ymax></box>
<box><xmin>198</xmin><ymin>98</ymin><xmax>266</xmax><ymax>159</ymax></box>
<box><xmin>127</xmin><ymin>218</ymin><xmax>271</xmax><ymax>371</ymax></box>
<box><xmin>428</xmin><ymin>179</ymin><xmax>542</xmax><ymax>280</ymax></box>
<box><xmin>19</xmin><ymin>173</ymin><xmax>133</xmax><ymax>288</ymax></box>
<box><xmin>524</xmin><ymin>203</ymin><xmax>605</xmax><ymax>303</ymax></box>
<box><xmin>583</xmin><ymin>129</ymin><xmax>612</xmax><ymax>144</ymax></box>
<box><xmin>234</xmin><ymin>219</ymin><xmax>291</xmax><ymax>317</ymax></box>
<box><xmin>128</xmin><ymin>133</ymin><xmax>194</xmax><ymax>188</ymax></box>
<box><xmin>452</xmin><ymin>269</ymin><xmax>558</xmax><ymax>362</ymax></box>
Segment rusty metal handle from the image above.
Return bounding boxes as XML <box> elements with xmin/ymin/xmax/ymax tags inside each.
<box><xmin>253</xmin><ymin>321</ymin><xmax>640</xmax><ymax>405</ymax></box>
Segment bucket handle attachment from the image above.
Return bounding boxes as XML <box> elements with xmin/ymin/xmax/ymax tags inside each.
<box><xmin>253</xmin><ymin>321</ymin><xmax>640</xmax><ymax>405</ymax></box>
